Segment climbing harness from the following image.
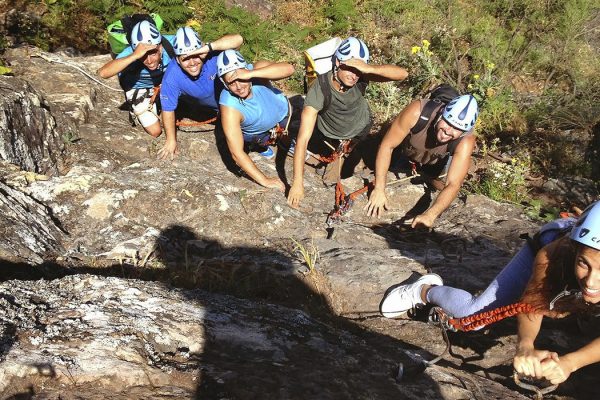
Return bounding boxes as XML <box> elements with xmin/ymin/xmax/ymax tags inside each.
<box><xmin>315</xmin><ymin>139</ymin><xmax>355</xmax><ymax>164</ymax></box>
<box><xmin>32</xmin><ymin>51</ymin><xmax>122</xmax><ymax>92</ymax></box>
<box><xmin>326</xmin><ymin>181</ymin><xmax>372</xmax><ymax>226</ymax></box>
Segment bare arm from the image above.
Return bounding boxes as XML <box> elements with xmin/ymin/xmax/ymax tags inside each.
<box><xmin>343</xmin><ymin>58</ymin><xmax>408</xmax><ymax>82</ymax></box>
<box><xmin>220</xmin><ymin>105</ymin><xmax>284</xmax><ymax>191</ymax></box>
<box><xmin>365</xmin><ymin>100</ymin><xmax>420</xmax><ymax>217</ymax></box>
<box><xmin>235</xmin><ymin>60</ymin><xmax>295</xmax><ymax>83</ymax></box>
<box><xmin>514</xmin><ymin>312</ymin><xmax>550</xmax><ymax>378</ymax></box>
<box><xmin>411</xmin><ymin>134</ymin><xmax>475</xmax><ymax>228</ymax></box>
<box><xmin>97</xmin><ymin>43</ymin><xmax>158</xmax><ymax>78</ymax></box>
<box><xmin>157</xmin><ymin>111</ymin><xmax>178</xmax><ymax>160</ymax></box>
<box><xmin>287</xmin><ymin>105</ymin><xmax>319</xmax><ymax>207</ymax></box>
<box><xmin>514</xmin><ymin>246</ymin><xmax>558</xmax><ymax>379</ymax></box>
<box><xmin>547</xmin><ymin>337</ymin><xmax>600</xmax><ymax>384</ymax></box>
<box><xmin>206</xmin><ymin>33</ymin><xmax>244</xmax><ymax>53</ymax></box>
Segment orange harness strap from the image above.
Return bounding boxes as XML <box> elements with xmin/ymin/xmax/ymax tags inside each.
<box><xmin>316</xmin><ymin>140</ymin><xmax>356</xmax><ymax>164</ymax></box>
<box><xmin>326</xmin><ymin>180</ymin><xmax>374</xmax><ymax>225</ymax></box>
<box><xmin>433</xmin><ymin>302</ymin><xmax>536</xmax><ymax>332</ymax></box>
<box><xmin>176</xmin><ymin>116</ymin><xmax>218</xmax><ymax>127</ymax></box>
<box><xmin>149</xmin><ymin>85</ymin><xmax>161</xmax><ymax>106</ymax></box>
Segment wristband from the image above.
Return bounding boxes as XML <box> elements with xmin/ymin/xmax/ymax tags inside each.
<box><xmin>207</xmin><ymin>42</ymin><xmax>213</xmax><ymax>52</ymax></box>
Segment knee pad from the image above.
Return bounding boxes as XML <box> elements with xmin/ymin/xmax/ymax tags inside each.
<box><xmin>132</xmin><ymin>100</ymin><xmax>159</xmax><ymax>128</ymax></box>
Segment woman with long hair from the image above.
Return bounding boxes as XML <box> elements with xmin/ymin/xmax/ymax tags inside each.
<box><xmin>381</xmin><ymin>200</ymin><xmax>600</xmax><ymax>384</ymax></box>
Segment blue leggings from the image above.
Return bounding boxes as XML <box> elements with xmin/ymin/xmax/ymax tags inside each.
<box><xmin>426</xmin><ymin>218</ymin><xmax>574</xmax><ymax>318</ymax></box>
<box><xmin>427</xmin><ymin>244</ymin><xmax>535</xmax><ymax>317</ymax></box>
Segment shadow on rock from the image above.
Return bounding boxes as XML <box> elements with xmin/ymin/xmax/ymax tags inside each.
<box><xmin>0</xmin><ymin>225</ymin><xmax>448</xmax><ymax>399</ymax></box>
<box><xmin>150</xmin><ymin>224</ymin><xmax>448</xmax><ymax>399</ymax></box>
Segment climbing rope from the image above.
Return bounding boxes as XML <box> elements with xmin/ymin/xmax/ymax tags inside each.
<box><xmin>513</xmin><ymin>372</ymin><xmax>558</xmax><ymax>399</ymax></box>
<box><xmin>32</xmin><ymin>51</ymin><xmax>122</xmax><ymax>92</ymax></box>
<box><xmin>326</xmin><ymin>181</ymin><xmax>373</xmax><ymax>226</ymax></box>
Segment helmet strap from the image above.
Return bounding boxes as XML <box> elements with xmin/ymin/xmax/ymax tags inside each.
<box><xmin>332</xmin><ymin>65</ymin><xmax>348</xmax><ymax>92</ymax></box>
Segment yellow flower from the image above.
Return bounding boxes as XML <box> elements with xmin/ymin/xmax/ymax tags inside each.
<box><xmin>411</xmin><ymin>46</ymin><xmax>421</xmax><ymax>54</ymax></box>
<box><xmin>486</xmin><ymin>87</ymin><xmax>496</xmax><ymax>97</ymax></box>
<box><xmin>186</xmin><ymin>19</ymin><xmax>202</xmax><ymax>32</ymax></box>
<box><xmin>473</xmin><ymin>74</ymin><xmax>480</xmax><ymax>80</ymax></box>
<box><xmin>422</xmin><ymin>39</ymin><xmax>430</xmax><ymax>49</ymax></box>
<box><xmin>426</xmin><ymin>50</ymin><xmax>433</xmax><ymax>56</ymax></box>
<box><xmin>486</xmin><ymin>62</ymin><xmax>495</xmax><ymax>70</ymax></box>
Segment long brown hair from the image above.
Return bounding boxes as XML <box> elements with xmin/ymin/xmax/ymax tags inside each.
<box><xmin>520</xmin><ymin>236</ymin><xmax>594</xmax><ymax>317</ymax></box>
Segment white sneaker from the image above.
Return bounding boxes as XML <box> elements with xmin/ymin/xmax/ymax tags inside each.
<box><xmin>380</xmin><ymin>273</ymin><xmax>443</xmax><ymax>318</ymax></box>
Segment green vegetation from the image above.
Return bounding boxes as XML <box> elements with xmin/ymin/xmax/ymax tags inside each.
<box><xmin>291</xmin><ymin>238</ymin><xmax>320</xmax><ymax>275</ymax></box>
<box><xmin>3</xmin><ymin>0</ymin><xmax>599</xmax><ymax>204</ymax></box>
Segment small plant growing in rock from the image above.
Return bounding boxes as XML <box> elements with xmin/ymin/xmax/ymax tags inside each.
<box><xmin>291</xmin><ymin>238</ymin><xmax>319</xmax><ymax>275</ymax></box>
<box><xmin>62</xmin><ymin>130</ymin><xmax>79</xmax><ymax>145</ymax></box>
<box><xmin>0</xmin><ymin>64</ymin><xmax>12</xmax><ymax>76</ymax></box>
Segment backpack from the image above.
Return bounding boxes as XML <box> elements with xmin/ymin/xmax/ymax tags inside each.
<box><xmin>107</xmin><ymin>13</ymin><xmax>175</xmax><ymax>59</ymax></box>
<box><xmin>303</xmin><ymin>37</ymin><xmax>341</xmax><ymax>93</ymax></box>
<box><xmin>303</xmin><ymin>37</ymin><xmax>367</xmax><ymax>115</ymax></box>
<box><xmin>409</xmin><ymin>83</ymin><xmax>460</xmax><ymax>135</ymax></box>
<box><xmin>520</xmin><ymin>216</ymin><xmax>577</xmax><ymax>254</ymax></box>
<box><xmin>409</xmin><ymin>83</ymin><xmax>463</xmax><ymax>153</ymax></box>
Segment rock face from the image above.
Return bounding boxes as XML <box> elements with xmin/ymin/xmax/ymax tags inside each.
<box><xmin>0</xmin><ymin>75</ymin><xmax>67</xmax><ymax>175</ymax></box>
<box><xmin>0</xmin><ymin>177</ymin><xmax>65</xmax><ymax>264</ymax></box>
<box><xmin>0</xmin><ymin>46</ymin><xmax>598</xmax><ymax>399</ymax></box>
<box><xmin>0</xmin><ymin>274</ymin><xmax>529</xmax><ymax>400</ymax></box>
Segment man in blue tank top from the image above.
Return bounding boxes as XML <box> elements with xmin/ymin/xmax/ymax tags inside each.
<box><xmin>217</xmin><ymin>50</ymin><xmax>294</xmax><ymax>191</ymax></box>
<box><xmin>97</xmin><ymin>20</ymin><xmax>174</xmax><ymax>138</ymax></box>
<box><xmin>157</xmin><ymin>27</ymin><xmax>243</xmax><ymax>160</ymax></box>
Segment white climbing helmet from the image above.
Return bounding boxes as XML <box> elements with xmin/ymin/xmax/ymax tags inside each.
<box><xmin>173</xmin><ymin>27</ymin><xmax>203</xmax><ymax>56</ymax></box>
<box><xmin>217</xmin><ymin>49</ymin><xmax>248</xmax><ymax>80</ymax></box>
<box><xmin>130</xmin><ymin>20</ymin><xmax>162</xmax><ymax>49</ymax></box>
<box><xmin>334</xmin><ymin>37</ymin><xmax>370</xmax><ymax>63</ymax></box>
<box><xmin>442</xmin><ymin>94</ymin><xmax>479</xmax><ymax>131</ymax></box>
<box><xmin>570</xmin><ymin>201</ymin><xmax>600</xmax><ymax>250</ymax></box>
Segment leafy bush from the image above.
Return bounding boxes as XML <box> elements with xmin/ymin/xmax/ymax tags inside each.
<box><xmin>468</xmin><ymin>139</ymin><xmax>531</xmax><ymax>204</ymax></box>
<box><xmin>5</xmin><ymin>0</ymin><xmax>599</xmax><ymax>184</ymax></box>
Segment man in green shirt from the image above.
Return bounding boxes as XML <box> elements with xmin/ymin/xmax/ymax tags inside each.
<box><xmin>287</xmin><ymin>37</ymin><xmax>408</xmax><ymax>208</ymax></box>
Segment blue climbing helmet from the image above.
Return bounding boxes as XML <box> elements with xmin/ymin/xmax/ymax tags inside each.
<box><xmin>334</xmin><ymin>37</ymin><xmax>370</xmax><ymax>63</ymax></box>
<box><xmin>570</xmin><ymin>201</ymin><xmax>600</xmax><ymax>250</ymax></box>
<box><xmin>442</xmin><ymin>94</ymin><xmax>479</xmax><ymax>131</ymax></box>
<box><xmin>217</xmin><ymin>49</ymin><xmax>248</xmax><ymax>82</ymax></box>
<box><xmin>130</xmin><ymin>20</ymin><xmax>162</xmax><ymax>49</ymax></box>
<box><xmin>173</xmin><ymin>27</ymin><xmax>203</xmax><ymax>56</ymax></box>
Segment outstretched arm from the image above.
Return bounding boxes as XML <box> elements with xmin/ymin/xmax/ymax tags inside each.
<box><xmin>232</xmin><ymin>61</ymin><xmax>295</xmax><ymax>85</ymax></box>
<box><xmin>342</xmin><ymin>58</ymin><xmax>408</xmax><ymax>82</ymax></box>
<box><xmin>540</xmin><ymin>336</ymin><xmax>600</xmax><ymax>384</ymax></box>
<box><xmin>192</xmin><ymin>34</ymin><xmax>245</xmax><ymax>58</ymax></box>
<box><xmin>513</xmin><ymin>245</ymin><xmax>562</xmax><ymax>383</ymax></box>
<box><xmin>220</xmin><ymin>105</ymin><xmax>284</xmax><ymax>191</ymax></box>
<box><xmin>411</xmin><ymin>134</ymin><xmax>475</xmax><ymax>228</ymax></box>
<box><xmin>157</xmin><ymin>111</ymin><xmax>179</xmax><ymax>160</ymax></box>
<box><xmin>287</xmin><ymin>105</ymin><xmax>318</xmax><ymax>207</ymax></box>
<box><xmin>365</xmin><ymin>100</ymin><xmax>420</xmax><ymax>217</ymax></box>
